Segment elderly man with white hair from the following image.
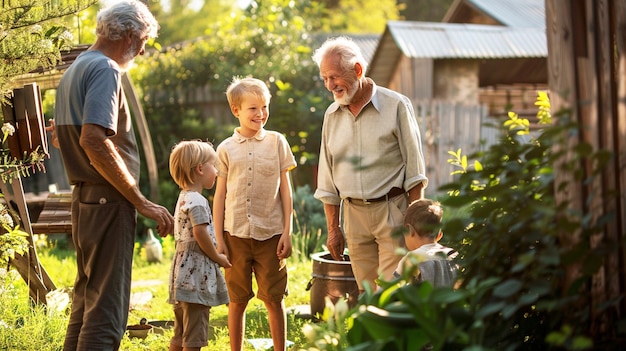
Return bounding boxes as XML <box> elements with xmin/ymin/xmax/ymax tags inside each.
<box><xmin>52</xmin><ymin>1</ymin><xmax>173</xmax><ymax>349</ymax></box>
<box><xmin>312</xmin><ymin>36</ymin><xmax>428</xmax><ymax>293</ymax></box>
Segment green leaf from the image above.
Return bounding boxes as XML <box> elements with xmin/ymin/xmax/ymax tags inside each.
<box><xmin>493</xmin><ymin>279</ymin><xmax>523</xmax><ymax>298</ymax></box>
<box><xmin>476</xmin><ymin>301</ymin><xmax>506</xmax><ymax>318</ymax></box>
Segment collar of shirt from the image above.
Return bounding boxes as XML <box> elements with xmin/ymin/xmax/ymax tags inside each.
<box><xmin>232</xmin><ymin>128</ymin><xmax>266</xmax><ymax>143</ymax></box>
<box><xmin>327</xmin><ymin>79</ymin><xmax>380</xmax><ymax>115</ymax></box>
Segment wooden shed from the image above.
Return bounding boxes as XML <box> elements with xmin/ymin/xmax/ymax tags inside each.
<box><xmin>367</xmin><ymin>0</ymin><xmax>548</xmax><ymax>193</ymax></box>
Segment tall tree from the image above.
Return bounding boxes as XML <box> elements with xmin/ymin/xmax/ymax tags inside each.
<box><xmin>314</xmin><ymin>0</ymin><xmax>401</xmax><ymax>33</ymax></box>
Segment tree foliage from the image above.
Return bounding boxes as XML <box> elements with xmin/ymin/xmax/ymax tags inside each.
<box><xmin>0</xmin><ymin>0</ymin><xmax>96</xmax><ymax>102</ymax></box>
<box><xmin>317</xmin><ymin>0</ymin><xmax>400</xmax><ymax>33</ymax></box>
<box><xmin>146</xmin><ymin>0</ymin><xmax>233</xmax><ymax>47</ymax></box>
<box><xmin>131</xmin><ymin>0</ymin><xmax>330</xmax><ymax>212</ymax></box>
<box><xmin>398</xmin><ymin>0</ymin><xmax>454</xmax><ymax>22</ymax></box>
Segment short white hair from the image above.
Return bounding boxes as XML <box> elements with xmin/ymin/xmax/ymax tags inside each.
<box><xmin>96</xmin><ymin>0</ymin><xmax>159</xmax><ymax>41</ymax></box>
<box><xmin>312</xmin><ymin>36</ymin><xmax>368</xmax><ymax>76</ymax></box>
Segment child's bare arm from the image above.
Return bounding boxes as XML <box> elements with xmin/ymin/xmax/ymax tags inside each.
<box><xmin>277</xmin><ymin>170</ymin><xmax>293</xmax><ymax>260</ymax></box>
<box><xmin>212</xmin><ymin>176</ymin><xmax>228</xmax><ymax>256</ymax></box>
<box><xmin>193</xmin><ymin>224</ymin><xmax>231</xmax><ymax>268</ymax></box>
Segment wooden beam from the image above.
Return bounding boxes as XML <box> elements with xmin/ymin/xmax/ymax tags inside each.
<box><xmin>121</xmin><ymin>73</ymin><xmax>159</xmax><ymax>202</ymax></box>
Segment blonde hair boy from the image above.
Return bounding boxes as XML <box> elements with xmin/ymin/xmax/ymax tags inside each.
<box><xmin>214</xmin><ymin>76</ymin><xmax>297</xmax><ymax>351</ymax></box>
<box><xmin>226</xmin><ymin>77</ymin><xmax>272</xmax><ymax>109</ymax></box>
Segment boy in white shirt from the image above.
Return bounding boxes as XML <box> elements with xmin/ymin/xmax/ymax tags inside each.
<box><xmin>212</xmin><ymin>77</ymin><xmax>297</xmax><ymax>351</ymax></box>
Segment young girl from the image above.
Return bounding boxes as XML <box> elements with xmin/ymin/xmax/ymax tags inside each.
<box><xmin>168</xmin><ymin>140</ymin><xmax>231</xmax><ymax>351</ymax></box>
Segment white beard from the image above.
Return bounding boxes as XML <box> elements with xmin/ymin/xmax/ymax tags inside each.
<box><xmin>334</xmin><ymin>79</ymin><xmax>359</xmax><ymax>105</ymax></box>
<box><xmin>118</xmin><ymin>41</ymin><xmax>140</xmax><ymax>71</ymax></box>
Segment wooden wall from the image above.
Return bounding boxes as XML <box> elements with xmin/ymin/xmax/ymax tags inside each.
<box><xmin>413</xmin><ymin>100</ymin><xmax>492</xmax><ymax>195</ymax></box>
<box><xmin>546</xmin><ymin>0</ymin><xmax>626</xmax><ymax>339</ymax></box>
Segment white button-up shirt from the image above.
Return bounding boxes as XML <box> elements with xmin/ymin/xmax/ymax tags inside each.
<box><xmin>216</xmin><ymin>128</ymin><xmax>296</xmax><ymax>240</ymax></box>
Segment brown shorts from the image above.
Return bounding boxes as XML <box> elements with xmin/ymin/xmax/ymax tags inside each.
<box><xmin>170</xmin><ymin>301</ymin><xmax>210</xmax><ymax>349</ymax></box>
<box><xmin>224</xmin><ymin>233</ymin><xmax>288</xmax><ymax>303</ymax></box>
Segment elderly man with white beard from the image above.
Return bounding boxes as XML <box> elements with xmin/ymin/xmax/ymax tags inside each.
<box><xmin>312</xmin><ymin>36</ymin><xmax>428</xmax><ymax>294</ymax></box>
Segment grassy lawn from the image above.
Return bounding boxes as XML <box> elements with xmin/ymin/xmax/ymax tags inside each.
<box><xmin>1</xmin><ymin>234</ymin><xmax>318</xmax><ymax>350</ymax></box>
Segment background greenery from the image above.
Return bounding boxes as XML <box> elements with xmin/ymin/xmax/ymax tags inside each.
<box><xmin>9</xmin><ymin>0</ymin><xmax>451</xmax><ymax>238</ymax></box>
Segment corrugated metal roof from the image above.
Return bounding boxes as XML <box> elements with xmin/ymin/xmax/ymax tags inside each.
<box><xmin>387</xmin><ymin>21</ymin><xmax>546</xmax><ymax>59</ymax></box>
<box><xmin>369</xmin><ymin>21</ymin><xmax>547</xmax><ymax>86</ymax></box>
<box><xmin>468</xmin><ymin>0</ymin><xmax>545</xmax><ymax>27</ymax></box>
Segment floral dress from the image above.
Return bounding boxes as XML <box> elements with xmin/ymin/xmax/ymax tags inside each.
<box><xmin>168</xmin><ymin>190</ymin><xmax>229</xmax><ymax>306</ymax></box>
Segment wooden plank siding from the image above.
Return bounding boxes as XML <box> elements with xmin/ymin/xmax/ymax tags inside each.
<box><xmin>413</xmin><ymin>100</ymin><xmax>493</xmax><ymax>194</ymax></box>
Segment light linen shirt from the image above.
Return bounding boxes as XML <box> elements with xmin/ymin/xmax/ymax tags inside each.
<box><xmin>216</xmin><ymin>128</ymin><xmax>296</xmax><ymax>240</ymax></box>
<box><xmin>314</xmin><ymin>81</ymin><xmax>428</xmax><ymax>205</ymax></box>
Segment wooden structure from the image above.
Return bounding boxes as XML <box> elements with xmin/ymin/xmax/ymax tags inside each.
<box><xmin>546</xmin><ymin>0</ymin><xmax>625</xmax><ymax>341</ymax></box>
<box><xmin>30</xmin><ymin>192</ymin><xmax>72</xmax><ymax>234</ymax></box>
<box><xmin>413</xmin><ymin>100</ymin><xmax>491</xmax><ymax>191</ymax></box>
<box><xmin>1</xmin><ymin>83</ymin><xmax>56</xmax><ymax>304</ymax></box>
<box><xmin>442</xmin><ymin>0</ymin><xmax>548</xmax><ymax>115</ymax></box>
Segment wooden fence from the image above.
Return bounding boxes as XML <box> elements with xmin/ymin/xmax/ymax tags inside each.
<box><xmin>413</xmin><ymin>100</ymin><xmax>495</xmax><ymax>194</ymax></box>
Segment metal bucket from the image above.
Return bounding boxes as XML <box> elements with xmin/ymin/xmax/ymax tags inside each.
<box><xmin>307</xmin><ymin>252</ymin><xmax>359</xmax><ymax>317</ymax></box>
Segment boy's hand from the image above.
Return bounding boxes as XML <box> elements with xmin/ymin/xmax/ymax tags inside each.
<box><xmin>276</xmin><ymin>233</ymin><xmax>292</xmax><ymax>260</ymax></box>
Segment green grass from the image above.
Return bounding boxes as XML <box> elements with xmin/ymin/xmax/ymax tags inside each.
<box><xmin>1</xmin><ymin>235</ymin><xmax>318</xmax><ymax>350</ymax></box>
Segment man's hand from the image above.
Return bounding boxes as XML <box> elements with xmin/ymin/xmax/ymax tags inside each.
<box><xmin>137</xmin><ymin>201</ymin><xmax>174</xmax><ymax>238</ymax></box>
<box><xmin>45</xmin><ymin>119</ymin><xmax>59</xmax><ymax>149</ymax></box>
<box><xmin>327</xmin><ymin>227</ymin><xmax>345</xmax><ymax>261</ymax></box>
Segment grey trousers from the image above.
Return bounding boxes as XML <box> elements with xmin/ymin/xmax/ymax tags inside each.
<box><xmin>63</xmin><ymin>183</ymin><xmax>136</xmax><ymax>351</ymax></box>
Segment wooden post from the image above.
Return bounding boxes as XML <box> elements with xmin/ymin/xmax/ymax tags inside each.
<box><xmin>546</xmin><ymin>0</ymin><xmax>626</xmax><ymax>339</ymax></box>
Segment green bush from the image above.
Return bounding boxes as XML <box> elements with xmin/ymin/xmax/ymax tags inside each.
<box><xmin>292</xmin><ymin>184</ymin><xmax>327</xmax><ymax>260</ymax></box>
